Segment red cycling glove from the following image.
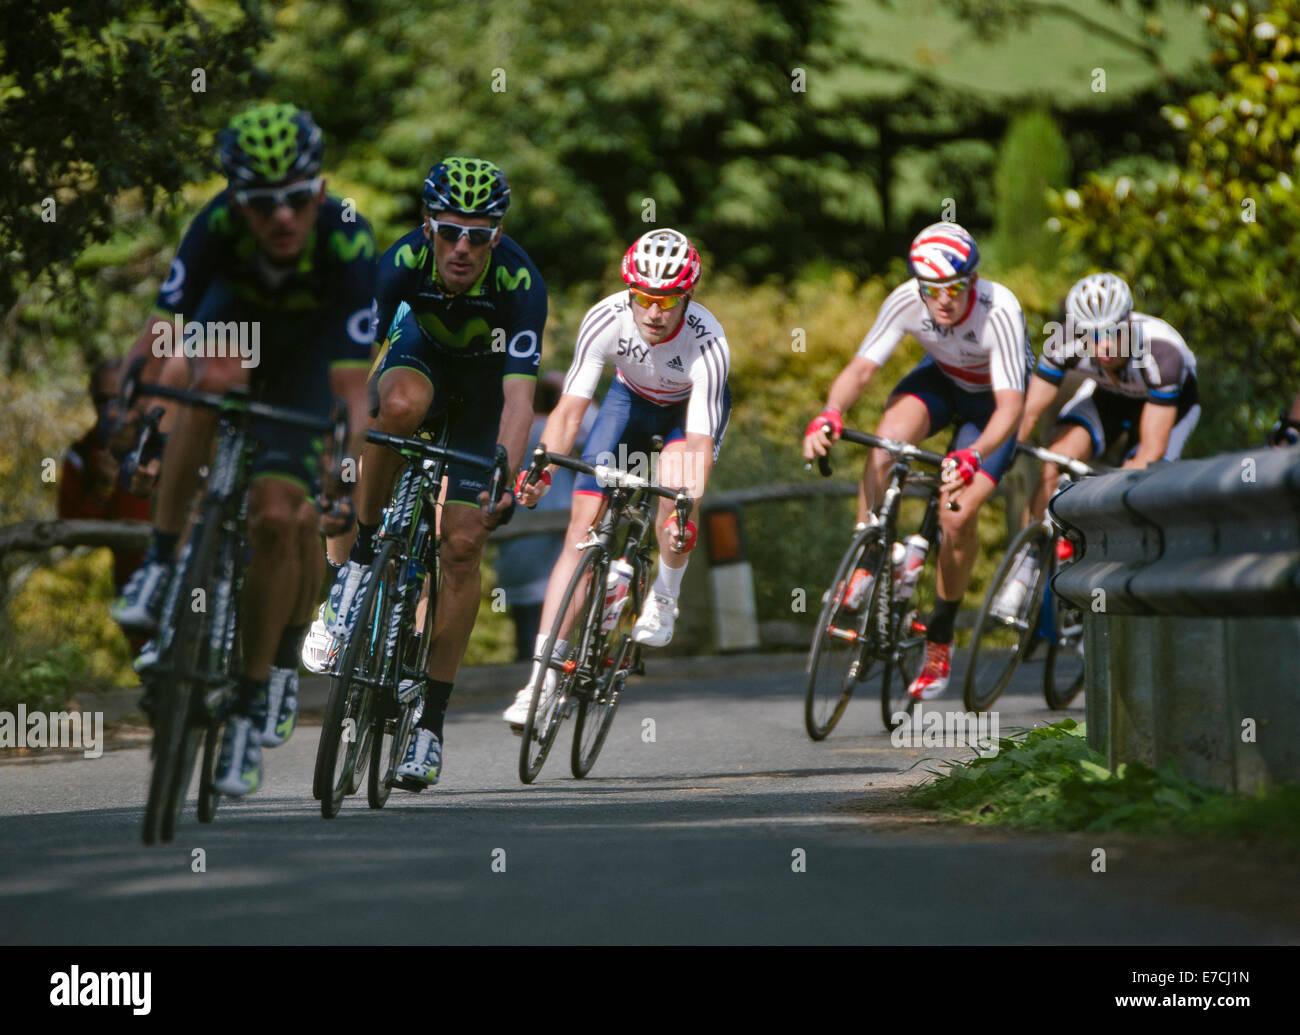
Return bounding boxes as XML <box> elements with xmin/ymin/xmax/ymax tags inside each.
<box><xmin>513</xmin><ymin>467</ymin><xmax>551</xmax><ymax>507</ymax></box>
<box><xmin>943</xmin><ymin>447</ymin><xmax>982</xmax><ymax>487</ymax></box>
<box><xmin>804</xmin><ymin>407</ymin><xmax>843</xmax><ymax>442</ymax></box>
<box><xmin>665</xmin><ymin>513</ymin><xmax>698</xmax><ymax>553</ymax></box>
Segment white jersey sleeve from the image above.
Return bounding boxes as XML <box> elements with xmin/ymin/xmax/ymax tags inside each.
<box><xmin>686</xmin><ymin>333</ymin><xmax>731</xmax><ymax>438</ymax></box>
<box><xmin>562</xmin><ymin>298</ymin><xmax>620</xmax><ymax>400</ymax></box>
<box><xmin>855</xmin><ymin>281</ymin><xmax>916</xmax><ymax>366</ymax></box>
<box><xmin>983</xmin><ymin>302</ymin><xmax>1030</xmax><ymax>394</ymax></box>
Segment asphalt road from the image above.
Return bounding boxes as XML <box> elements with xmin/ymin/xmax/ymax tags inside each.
<box><xmin>1</xmin><ymin>653</ymin><xmax>1294</xmax><ymax>945</ymax></box>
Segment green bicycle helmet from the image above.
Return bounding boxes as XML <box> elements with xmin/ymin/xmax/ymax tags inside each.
<box><xmin>422</xmin><ymin>157</ymin><xmax>511</xmax><ymax>220</ymax></box>
<box><xmin>218</xmin><ymin>103</ymin><xmax>324</xmax><ymax>186</ymax></box>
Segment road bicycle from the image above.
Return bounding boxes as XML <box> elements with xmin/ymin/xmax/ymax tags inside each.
<box><xmin>515</xmin><ymin>442</ymin><xmax>692</xmax><ymax>783</ymax></box>
<box><xmin>314</xmin><ymin>425</ymin><xmax>508</xmax><ymax>818</ymax></box>
<box><xmin>962</xmin><ymin>442</ymin><xmax>1096</xmax><ymax>713</ymax></box>
<box><xmin>804</xmin><ymin>428</ymin><xmax>955</xmax><ymax>738</ymax></box>
<box><xmin>120</xmin><ymin>364</ymin><xmax>346</xmax><ymax>844</ymax></box>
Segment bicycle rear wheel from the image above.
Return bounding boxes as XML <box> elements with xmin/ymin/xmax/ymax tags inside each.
<box><xmin>963</xmin><ymin>522</ymin><xmax>1051</xmax><ymax>713</ymax></box>
<box><xmin>520</xmin><ymin>548</ymin><xmax>602</xmax><ymax>783</ymax></box>
<box><xmin>197</xmin><ymin>721</ymin><xmax>222</xmax><ymax>823</ymax></box>
<box><xmin>804</xmin><ymin>523</ymin><xmax>886</xmax><ymax>740</ymax></box>
<box><xmin>316</xmin><ymin>540</ymin><xmax>393</xmax><ymax>818</ymax></box>
<box><xmin>572</xmin><ymin>555</ymin><xmax>647</xmax><ymax>778</ymax></box>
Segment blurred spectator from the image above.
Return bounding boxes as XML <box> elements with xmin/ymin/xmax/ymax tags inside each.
<box><xmin>1268</xmin><ymin>388</ymin><xmax>1300</xmax><ymax>447</ymax></box>
<box><xmin>495</xmin><ymin>373</ymin><xmax>596</xmax><ymax>660</ymax></box>
<box><xmin>58</xmin><ymin>359</ymin><xmax>151</xmax><ymax>593</ymax></box>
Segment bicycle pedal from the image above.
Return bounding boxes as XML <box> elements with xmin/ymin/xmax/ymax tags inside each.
<box><xmin>392</xmin><ymin>775</ymin><xmax>428</xmax><ymax>793</ymax></box>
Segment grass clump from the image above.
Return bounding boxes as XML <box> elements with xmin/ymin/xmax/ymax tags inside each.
<box><xmin>906</xmin><ymin>719</ymin><xmax>1300</xmax><ymax>848</ymax></box>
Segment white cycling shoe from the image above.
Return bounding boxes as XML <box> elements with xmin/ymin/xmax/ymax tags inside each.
<box><xmin>632</xmin><ymin>592</ymin><xmax>678</xmax><ymax>647</ymax></box>
<box><xmin>503</xmin><ymin>670</ymin><xmax>557</xmax><ymax>729</ymax></box>
<box><xmin>300</xmin><ymin>604</ymin><xmax>339</xmax><ymax>675</ymax></box>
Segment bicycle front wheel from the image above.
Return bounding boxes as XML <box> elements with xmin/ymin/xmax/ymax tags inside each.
<box><xmin>804</xmin><ymin>523</ymin><xmax>886</xmax><ymax>740</ymax></box>
<box><xmin>316</xmin><ymin>540</ymin><xmax>393</xmax><ymax>818</ymax></box>
<box><xmin>1043</xmin><ymin>584</ymin><xmax>1086</xmax><ymax>709</ymax></box>
<box><xmin>572</xmin><ymin>555</ymin><xmax>646</xmax><ymax>778</ymax></box>
<box><xmin>880</xmin><ymin>543</ymin><xmax>938</xmax><ymax>731</ymax></box>
<box><xmin>520</xmin><ymin>548</ymin><xmax>602</xmax><ymax>783</ymax></box>
<box><xmin>963</xmin><ymin>522</ymin><xmax>1051</xmax><ymax>713</ymax></box>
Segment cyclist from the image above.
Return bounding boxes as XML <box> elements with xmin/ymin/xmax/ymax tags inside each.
<box><xmin>802</xmin><ymin>221</ymin><xmax>1029</xmax><ymax>701</ymax></box>
<box><xmin>1001</xmin><ymin>272</ymin><xmax>1201</xmax><ymax>614</ymax></box>
<box><xmin>112</xmin><ymin>102</ymin><xmax>376</xmax><ymax>795</ymax></box>
<box><xmin>504</xmin><ymin>228</ymin><xmax>731</xmax><ymax>727</ymax></box>
<box><xmin>318</xmin><ymin>157</ymin><xmax>546</xmax><ymax>787</ymax></box>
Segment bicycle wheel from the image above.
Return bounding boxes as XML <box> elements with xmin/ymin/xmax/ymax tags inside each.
<box><xmin>143</xmin><ymin>509</ymin><xmax>218</xmax><ymax>845</ymax></box>
<box><xmin>880</xmin><ymin>544</ymin><xmax>938</xmax><ymax>731</ymax></box>
<box><xmin>804</xmin><ymin>523</ymin><xmax>886</xmax><ymax>740</ymax></box>
<box><xmin>316</xmin><ymin>540</ymin><xmax>393</xmax><ymax>818</ymax></box>
<box><xmin>572</xmin><ymin>554</ymin><xmax>647</xmax><ymax>778</ymax></box>
<box><xmin>197</xmin><ymin>721</ymin><xmax>222</xmax><ymax>823</ymax></box>
<box><xmin>370</xmin><ymin>555</ymin><xmax>437</xmax><ymax>808</ymax></box>
<box><xmin>1043</xmin><ymin>568</ymin><xmax>1086</xmax><ymax>708</ymax></box>
<box><xmin>520</xmin><ymin>548</ymin><xmax>602</xmax><ymax>783</ymax></box>
<box><xmin>963</xmin><ymin>522</ymin><xmax>1052</xmax><ymax>713</ymax></box>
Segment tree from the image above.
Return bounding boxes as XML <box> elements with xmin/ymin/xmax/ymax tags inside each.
<box><xmin>1050</xmin><ymin>1</ymin><xmax>1300</xmax><ymax>453</ymax></box>
<box><xmin>0</xmin><ymin>1</ymin><xmax>269</xmax><ymax>315</ymax></box>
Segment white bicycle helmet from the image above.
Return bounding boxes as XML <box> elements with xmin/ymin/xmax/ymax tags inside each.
<box><xmin>1066</xmin><ymin>272</ymin><xmax>1133</xmax><ymax>332</ymax></box>
<box><xmin>622</xmin><ymin>228</ymin><xmax>701</xmax><ymax>293</ymax></box>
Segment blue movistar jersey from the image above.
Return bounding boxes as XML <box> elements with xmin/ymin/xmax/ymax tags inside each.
<box><xmin>153</xmin><ymin>192</ymin><xmax>378</xmax><ymax>372</ymax></box>
<box><xmin>372</xmin><ymin>227</ymin><xmax>546</xmax><ymax>381</ymax></box>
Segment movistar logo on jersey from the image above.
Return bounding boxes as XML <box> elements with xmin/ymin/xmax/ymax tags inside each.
<box><xmin>329</xmin><ymin>229</ymin><xmax>375</xmax><ymax>263</ymax></box>
<box><xmin>208</xmin><ymin>204</ymin><xmax>233</xmax><ymax>236</ymax></box>
<box><xmin>415</xmin><ymin>311</ymin><xmax>493</xmax><ymax>350</ymax></box>
<box><xmin>393</xmin><ymin>242</ymin><xmax>428</xmax><ymax>270</ymax></box>
<box><xmin>495</xmin><ymin>265</ymin><xmax>531</xmax><ymax>292</ymax></box>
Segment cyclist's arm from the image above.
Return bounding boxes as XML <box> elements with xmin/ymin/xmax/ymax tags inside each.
<box><xmin>1124</xmin><ymin>402</ymin><xmax>1176</xmax><ymax>469</ymax></box>
<box><xmin>825</xmin><ymin>354</ymin><xmax>880</xmax><ymax>414</ymax></box>
<box><xmin>672</xmin><ymin>433</ymin><xmax>715</xmax><ymax>501</ymax></box>
<box><xmin>1018</xmin><ymin>373</ymin><xmax>1060</xmax><ymax>443</ymax></box>
<box><xmin>966</xmin><ymin>388</ymin><xmax>1024</xmax><ymax>462</ymax></box>
<box><xmin>497</xmin><ymin>376</ymin><xmax>537</xmax><ymax>477</ymax></box>
<box><xmin>536</xmin><ymin>393</ymin><xmax>590</xmax><ymax>461</ymax></box>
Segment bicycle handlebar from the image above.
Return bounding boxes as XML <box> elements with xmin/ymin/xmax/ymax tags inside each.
<box><xmin>524</xmin><ymin>444</ymin><xmax>695</xmax><ymax>552</ymax></box>
<box><xmin>1014</xmin><ymin>441</ymin><xmax>1098</xmax><ymax>480</ymax></box>
<box><xmin>805</xmin><ymin>426</ymin><xmax>957</xmax><ymax>511</ymax></box>
<box><xmin>366</xmin><ymin>430</ymin><xmax>510</xmax><ymax>515</ymax></box>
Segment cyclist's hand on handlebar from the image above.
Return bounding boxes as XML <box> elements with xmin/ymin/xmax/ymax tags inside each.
<box><xmin>123</xmin><ymin>456</ymin><xmax>161</xmax><ymax>498</ymax></box>
<box><xmin>664</xmin><ymin>511</ymin><xmax>697</xmax><ymax>554</ymax></box>
<box><xmin>478</xmin><ymin>488</ymin><xmax>516</xmax><ymax>528</ymax></box>
<box><xmin>513</xmin><ymin>466</ymin><xmax>551</xmax><ymax>509</ymax></box>
<box><xmin>318</xmin><ymin>494</ymin><xmax>356</xmax><ymax>537</ymax></box>
<box><xmin>802</xmin><ymin>408</ymin><xmax>843</xmax><ymax>460</ymax></box>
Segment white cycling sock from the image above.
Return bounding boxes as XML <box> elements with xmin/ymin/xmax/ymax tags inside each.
<box><xmin>652</xmin><ymin>559</ymin><xmax>687</xmax><ymax>600</ymax></box>
<box><xmin>527</xmin><ymin>634</ymin><xmax>568</xmax><ymax>689</ymax></box>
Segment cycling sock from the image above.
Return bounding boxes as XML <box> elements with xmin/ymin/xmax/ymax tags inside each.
<box><xmin>350</xmin><ymin>521</ymin><xmax>380</xmax><ymax>566</ymax></box>
<box><xmin>275</xmin><ymin>624</ymin><xmax>306</xmax><ymax>669</ymax></box>
<box><xmin>526</xmin><ymin>634</ymin><xmax>568</xmax><ymax>690</ymax></box>
<box><xmin>236</xmin><ymin>674</ymin><xmax>269</xmax><ymax>715</ymax></box>
<box><xmin>926</xmin><ymin>597</ymin><xmax>961</xmax><ymax>644</ymax></box>
<box><xmin>150</xmin><ymin>530</ymin><xmax>179</xmax><ymax>564</ymax></box>
<box><xmin>416</xmin><ymin>679</ymin><xmax>454</xmax><ymax>737</ymax></box>
<box><xmin>327</xmin><ymin>559</ymin><xmax>342</xmax><ymax>580</ymax></box>
<box><xmin>653</xmin><ymin>559</ymin><xmax>687</xmax><ymax>599</ymax></box>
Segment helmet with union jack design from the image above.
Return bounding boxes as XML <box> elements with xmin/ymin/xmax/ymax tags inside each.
<box><xmin>907</xmin><ymin>222</ymin><xmax>981</xmax><ymax>283</ymax></box>
<box><xmin>622</xmin><ymin>228</ymin><xmax>701</xmax><ymax>293</ymax></box>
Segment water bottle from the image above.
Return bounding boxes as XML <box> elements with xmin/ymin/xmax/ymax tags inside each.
<box><xmin>601</xmin><ymin>558</ymin><xmax>635</xmax><ymax>632</ymax></box>
<box><xmin>893</xmin><ymin>534</ymin><xmax>929</xmax><ymax>602</ymax></box>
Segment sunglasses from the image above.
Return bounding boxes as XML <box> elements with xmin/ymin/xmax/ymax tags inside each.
<box><xmin>427</xmin><ymin>219</ymin><xmax>498</xmax><ymax>247</ymax></box>
<box><xmin>918</xmin><ymin>278</ymin><xmax>972</xmax><ymax>300</ymax></box>
<box><xmin>234</xmin><ymin>179</ymin><xmax>321</xmax><ymax>216</ymax></box>
<box><xmin>629</xmin><ymin>289</ymin><xmax>685</xmax><ymax>310</ymax></box>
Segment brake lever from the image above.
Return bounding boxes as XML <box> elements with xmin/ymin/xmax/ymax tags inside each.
<box><xmin>488</xmin><ymin>444</ymin><xmax>510</xmax><ymax>513</ymax></box>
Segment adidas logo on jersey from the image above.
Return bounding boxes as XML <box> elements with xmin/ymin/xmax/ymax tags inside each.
<box><xmin>964</xmin><ymin>331</ymin><xmax>978</xmax><ymax>342</ymax></box>
<box><xmin>667</xmin><ymin>355</ymin><xmax>685</xmax><ymax>371</ymax></box>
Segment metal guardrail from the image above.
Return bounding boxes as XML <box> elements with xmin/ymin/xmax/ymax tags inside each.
<box><xmin>1049</xmin><ymin>448</ymin><xmax>1300</xmax><ymax>617</ymax></box>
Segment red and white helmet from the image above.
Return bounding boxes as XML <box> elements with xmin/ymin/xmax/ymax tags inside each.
<box><xmin>622</xmin><ymin>228</ymin><xmax>701</xmax><ymax>293</ymax></box>
<box><xmin>907</xmin><ymin>222</ymin><xmax>980</xmax><ymax>282</ymax></box>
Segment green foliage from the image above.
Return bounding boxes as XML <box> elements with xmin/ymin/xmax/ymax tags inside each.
<box><xmin>0</xmin><ymin>636</ymin><xmax>81</xmax><ymax>712</ymax></box>
<box><xmin>0</xmin><ymin>1</ymin><xmax>270</xmax><ymax>316</ymax></box>
<box><xmin>907</xmin><ymin>718</ymin><xmax>1300</xmax><ymax>845</ymax></box>
<box><xmin>1049</xmin><ymin>1</ymin><xmax>1300</xmax><ymax>452</ymax></box>
<box><xmin>992</xmin><ymin>110</ymin><xmax>1070</xmax><ymax>268</ymax></box>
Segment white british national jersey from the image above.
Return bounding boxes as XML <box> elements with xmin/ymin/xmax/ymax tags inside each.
<box><xmin>856</xmin><ymin>278</ymin><xmax>1031</xmax><ymax>393</ymax></box>
<box><xmin>563</xmin><ymin>291</ymin><xmax>731</xmax><ymax>438</ymax></box>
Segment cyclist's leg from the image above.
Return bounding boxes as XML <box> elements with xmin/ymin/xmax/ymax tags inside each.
<box><xmin>866</xmin><ymin>360</ymin><xmax>942</xmax><ymax>521</ymax></box>
<box><xmin>1030</xmin><ymin>425</ymin><xmax>1095</xmax><ymax>521</ymax></box>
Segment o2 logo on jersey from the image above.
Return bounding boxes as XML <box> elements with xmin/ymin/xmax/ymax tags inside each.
<box><xmin>347</xmin><ymin>306</ymin><xmax>376</xmax><ymax>346</ymax></box>
<box><xmin>507</xmin><ymin>329</ymin><xmax>539</xmax><ymax>363</ymax></box>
